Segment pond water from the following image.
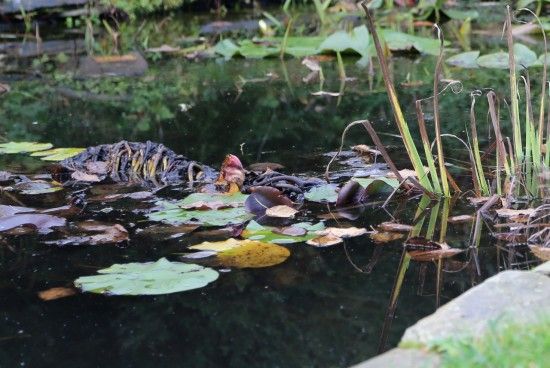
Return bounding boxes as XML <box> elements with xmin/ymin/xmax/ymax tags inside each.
<box><xmin>0</xmin><ymin>7</ymin><xmax>543</xmax><ymax>367</ymax></box>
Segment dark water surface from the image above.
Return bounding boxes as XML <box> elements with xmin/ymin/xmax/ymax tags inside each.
<box><xmin>0</xmin><ymin>10</ymin><xmax>542</xmax><ymax>367</ymax></box>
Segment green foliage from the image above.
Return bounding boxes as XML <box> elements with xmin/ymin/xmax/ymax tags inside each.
<box><xmin>0</xmin><ymin>142</ymin><xmax>53</xmax><ymax>154</ymax></box>
<box><xmin>433</xmin><ymin>318</ymin><xmax>550</xmax><ymax>368</ymax></box>
<box><xmin>101</xmin><ymin>0</ymin><xmax>190</xmax><ymax>17</ymax></box>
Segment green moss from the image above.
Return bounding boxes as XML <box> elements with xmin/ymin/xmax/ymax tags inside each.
<box><xmin>431</xmin><ymin>317</ymin><xmax>550</xmax><ymax>368</ymax></box>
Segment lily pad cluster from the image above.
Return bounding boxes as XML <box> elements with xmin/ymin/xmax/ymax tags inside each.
<box><xmin>214</xmin><ymin>26</ymin><xmax>445</xmax><ymax>65</ymax></box>
<box><xmin>0</xmin><ymin>141</ymin><xmax>84</xmax><ymax>161</ymax></box>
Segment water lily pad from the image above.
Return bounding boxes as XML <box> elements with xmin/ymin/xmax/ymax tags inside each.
<box><xmin>380</xmin><ymin>30</ymin><xmax>445</xmax><ymax>56</ymax></box>
<box><xmin>242</xmin><ymin>220</ymin><xmax>324</xmax><ymax>244</ymax></box>
<box><xmin>353</xmin><ymin>177</ymin><xmax>400</xmax><ymax>194</ymax></box>
<box><xmin>30</xmin><ymin>148</ymin><xmax>85</xmax><ymax>161</ymax></box>
<box><xmin>148</xmin><ymin>201</ymin><xmax>253</xmax><ymax>227</ymax></box>
<box><xmin>304</xmin><ymin>184</ymin><xmax>339</xmax><ymax>203</ymax></box>
<box><xmin>13</xmin><ymin>181</ymin><xmax>63</xmax><ymax>195</ymax></box>
<box><xmin>319</xmin><ymin>25</ymin><xmax>370</xmax><ymax>64</ymax></box>
<box><xmin>477</xmin><ymin>44</ymin><xmax>538</xmax><ymax>69</ymax></box>
<box><xmin>74</xmin><ymin>258</ymin><xmax>219</xmax><ymax>295</ymax></box>
<box><xmin>0</xmin><ymin>141</ymin><xmax>53</xmax><ymax>154</ymax></box>
<box><xmin>180</xmin><ymin>192</ymin><xmax>248</xmax><ymax>210</ymax></box>
<box><xmin>0</xmin><ymin>213</ymin><xmax>66</xmax><ymax>234</ymax></box>
<box><xmin>446</xmin><ymin>51</ymin><xmax>480</xmax><ymax>68</ymax></box>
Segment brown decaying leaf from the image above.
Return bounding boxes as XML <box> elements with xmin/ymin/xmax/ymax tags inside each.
<box><xmin>93</xmin><ymin>54</ymin><xmax>137</xmax><ymax>63</ymax></box>
<box><xmin>378</xmin><ymin>222</ymin><xmax>413</xmax><ymax>233</ymax></box>
<box><xmin>273</xmin><ymin>226</ymin><xmax>307</xmax><ymax>237</ymax></box>
<box><xmin>492</xmin><ymin>232</ymin><xmax>527</xmax><ymax>244</ymax></box>
<box><xmin>468</xmin><ymin>196</ymin><xmax>493</xmax><ymax>206</ymax></box>
<box><xmin>370</xmin><ymin>231</ymin><xmax>404</xmax><ymax>243</ymax></box>
<box><xmin>71</xmin><ymin>171</ymin><xmax>101</xmax><ymax>182</ymax></box>
<box><xmin>495</xmin><ymin>208</ymin><xmax>536</xmax><ymax>218</ymax></box>
<box><xmin>408</xmin><ymin>243</ymin><xmax>463</xmax><ymax>262</ymax></box>
<box><xmin>335</xmin><ymin>180</ymin><xmax>366</xmax><ymax>208</ymax></box>
<box><xmin>265</xmin><ymin>205</ymin><xmax>298</xmax><ymax>218</ymax></box>
<box><xmin>351</xmin><ymin>144</ymin><xmax>381</xmax><ymax>157</ymax></box>
<box><xmin>316</xmin><ymin>226</ymin><xmax>367</xmax><ymax>238</ymax></box>
<box><xmin>47</xmin><ymin>222</ymin><xmax>129</xmax><ymax>246</ymax></box>
<box><xmin>404</xmin><ymin>236</ymin><xmax>442</xmax><ymax>250</ymax></box>
<box><xmin>306</xmin><ymin>234</ymin><xmax>343</xmax><ymax>247</ymax></box>
<box><xmin>448</xmin><ymin>215</ymin><xmax>475</xmax><ymax>223</ymax></box>
<box><xmin>38</xmin><ymin>287</ymin><xmax>77</xmax><ymax>301</ymax></box>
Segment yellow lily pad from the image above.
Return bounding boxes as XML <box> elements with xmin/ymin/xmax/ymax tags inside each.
<box><xmin>217</xmin><ymin>241</ymin><xmax>290</xmax><ymax>268</ymax></box>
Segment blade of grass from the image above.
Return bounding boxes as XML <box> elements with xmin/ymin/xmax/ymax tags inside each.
<box><xmin>416</xmin><ymin>100</ymin><xmax>442</xmax><ymax>194</ymax></box>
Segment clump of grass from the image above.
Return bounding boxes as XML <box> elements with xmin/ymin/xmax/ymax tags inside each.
<box><xmin>431</xmin><ymin>317</ymin><xmax>550</xmax><ymax>368</ymax></box>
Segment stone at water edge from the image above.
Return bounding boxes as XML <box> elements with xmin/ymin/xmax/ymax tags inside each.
<box><xmin>351</xmin><ymin>348</ymin><xmax>440</xmax><ymax>368</ymax></box>
<box><xmin>400</xmin><ymin>270</ymin><xmax>550</xmax><ymax>347</ymax></box>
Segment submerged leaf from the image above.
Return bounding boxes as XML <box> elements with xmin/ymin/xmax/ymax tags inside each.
<box><xmin>0</xmin><ymin>141</ymin><xmax>53</xmax><ymax>154</ymax></box>
<box><xmin>74</xmin><ymin>258</ymin><xmax>219</xmax><ymax>295</ymax></box>
<box><xmin>38</xmin><ymin>287</ymin><xmax>77</xmax><ymax>301</ymax></box>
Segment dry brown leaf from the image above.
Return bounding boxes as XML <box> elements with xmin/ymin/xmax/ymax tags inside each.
<box><xmin>378</xmin><ymin>222</ymin><xmax>413</xmax><ymax>233</ymax></box>
<box><xmin>38</xmin><ymin>287</ymin><xmax>76</xmax><ymax>301</ymax></box>
<box><xmin>408</xmin><ymin>243</ymin><xmax>463</xmax><ymax>262</ymax></box>
<box><xmin>448</xmin><ymin>215</ymin><xmax>475</xmax><ymax>223</ymax></box>
<box><xmin>316</xmin><ymin>226</ymin><xmax>367</xmax><ymax>238</ymax></box>
<box><xmin>71</xmin><ymin>171</ymin><xmax>101</xmax><ymax>182</ymax></box>
<box><xmin>495</xmin><ymin>208</ymin><xmax>536</xmax><ymax>218</ymax></box>
<box><xmin>93</xmin><ymin>54</ymin><xmax>137</xmax><ymax>63</ymax></box>
<box><xmin>529</xmin><ymin>245</ymin><xmax>550</xmax><ymax>261</ymax></box>
<box><xmin>468</xmin><ymin>196</ymin><xmax>492</xmax><ymax>206</ymax></box>
<box><xmin>266</xmin><ymin>205</ymin><xmax>298</xmax><ymax>218</ymax></box>
<box><xmin>370</xmin><ymin>231</ymin><xmax>404</xmax><ymax>243</ymax></box>
<box><xmin>306</xmin><ymin>234</ymin><xmax>343</xmax><ymax>247</ymax></box>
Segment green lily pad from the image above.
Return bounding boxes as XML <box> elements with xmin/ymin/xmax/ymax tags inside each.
<box><xmin>31</xmin><ymin>148</ymin><xmax>85</xmax><ymax>161</ymax></box>
<box><xmin>214</xmin><ymin>39</ymin><xmax>240</xmax><ymax>60</ymax></box>
<box><xmin>180</xmin><ymin>192</ymin><xmax>249</xmax><ymax>210</ymax></box>
<box><xmin>380</xmin><ymin>30</ymin><xmax>445</xmax><ymax>56</ymax></box>
<box><xmin>446</xmin><ymin>51</ymin><xmax>480</xmax><ymax>68</ymax></box>
<box><xmin>0</xmin><ymin>142</ymin><xmax>53</xmax><ymax>154</ymax></box>
<box><xmin>353</xmin><ymin>177</ymin><xmax>400</xmax><ymax>195</ymax></box>
<box><xmin>304</xmin><ymin>184</ymin><xmax>339</xmax><ymax>203</ymax></box>
<box><xmin>148</xmin><ymin>200</ymin><xmax>253</xmax><ymax>227</ymax></box>
<box><xmin>442</xmin><ymin>9</ymin><xmax>479</xmax><ymax>20</ymax></box>
<box><xmin>74</xmin><ymin>258</ymin><xmax>219</xmax><ymax>295</ymax></box>
<box><xmin>477</xmin><ymin>43</ymin><xmax>538</xmax><ymax>69</ymax></box>
<box><xmin>319</xmin><ymin>25</ymin><xmax>370</xmax><ymax>64</ymax></box>
<box><xmin>242</xmin><ymin>220</ymin><xmax>324</xmax><ymax>244</ymax></box>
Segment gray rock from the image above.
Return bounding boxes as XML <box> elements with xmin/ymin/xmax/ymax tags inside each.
<box><xmin>400</xmin><ymin>270</ymin><xmax>550</xmax><ymax>347</ymax></box>
<box><xmin>351</xmin><ymin>348</ymin><xmax>440</xmax><ymax>368</ymax></box>
<box><xmin>534</xmin><ymin>261</ymin><xmax>550</xmax><ymax>275</ymax></box>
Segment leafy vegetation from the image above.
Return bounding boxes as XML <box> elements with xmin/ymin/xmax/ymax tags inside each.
<box><xmin>433</xmin><ymin>317</ymin><xmax>550</xmax><ymax>368</ymax></box>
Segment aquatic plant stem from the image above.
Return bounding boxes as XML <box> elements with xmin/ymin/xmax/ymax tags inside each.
<box><xmin>361</xmin><ymin>1</ymin><xmax>433</xmax><ymax>193</ymax></box>
<box><xmin>432</xmin><ymin>25</ymin><xmax>450</xmax><ymax>197</ymax></box>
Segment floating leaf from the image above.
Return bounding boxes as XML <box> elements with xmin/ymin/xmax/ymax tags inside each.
<box><xmin>0</xmin><ymin>141</ymin><xmax>53</xmax><ymax>154</ymax></box>
<box><xmin>306</xmin><ymin>234</ymin><xmax>342</xmax><ymax>247</ymax></box>
<box><xmin>353</xmin><ymin>177</ymin><xmax>400</xmax><ymax>195</ymax></box>
<box><xmin>448</xmin><ymin>215</ymin><xmax>474</xmax><ymax>223</ymax></box>
<box><xmin>265</xmin><ymin>205</ymin><xmax>298</xmax><ymax>218</ymax></box>
<box><xmin>319</xmin><ymin>25</ymin><xmax>370</xmax><ymax>64</ymax></box>
<box><xmin>404</xmin><ymin>236</ymin><xmax>442</xmax><ymax>250</ymax></box>
<box><xmin>74</xmin><ymin>258</ymin><xmax>219</xmax><ymax>295</ymax></box>
<box><xmin>242</xmin><ymin>220</ymin><xmax>324</xmax><ymax>244</ymax></box>
<box><xmin>46</xmin><ymin>221</ymin><xmax>129</xmax><ymax>246</ymax></box>
<box><xmin>13</xmin><ymin>181</ymin><xmax>63</xmax><ymax>195</ymax></box>
<box><xmin>304</xmin><ymin>184</ymin><xmax>339</xmax><ymax>203</ymax></box>
<box><xmin>30</xmin><ymin>148</ymin><xmax>85</xmax><ymax>161</ymax></box>
<box><xmin>180</xmin><ymin>192</ymin><xmax>248</xmax><ymax>210</ymax></box>
<box><xmin>214</xmin><ymin>39</ymin><xmax>240</xmax><ymax>59</ymax></box>
<box><xmin>148</xmin><ymin>201</ymin><xmax>253</xmax><ymax>227</ymax></box>
<box><xmin>477</xmin><ymin>44</ymin><xmax>537</xmax><ymax>69</ymax></box>
<box><xmin>216</xmin><ymin>240</ymin><xmax>290</xmax><ymax>268</ymax></box>
<box><xmin>378</xmin><ymin>222</ymin><xmax>413</xmax><ymax>233</ymax></box>
<box><xmin>443</xmin><ymin>9</ymin><xmax>479</xmax><ymax>20</ymax></box>
<box><xmin>0</xmin><ymin>213</ymin><xmax>66</xmax><ymax>234</ymax></box>
<box><xmin>245</xmin><ymin>186</ymin><xmax>293</xmax><ymax>216</ymax></box>
<box><xmin>38</xmin><ymin>287</ymin><xmax>77</xmax><ymax>301</ymax></box>
<box><xmin>335</xmin><ymin>180</ymin><xmax>366</xmax><ymax>207</ymax></box>
<box><xmin>190</xmin><ymin>238</ymin><xmax>248</xmax><ymax>252</ymax></box>
<box><xmin>370</xmin><ymin>231</ymin><xmax>404</xmax><ymax>243</ymax></box>
<box><xmin>380</xmin><ymin>29</ymin><xmax>445</xmax><ymax>56</ymax></box>
<box><xmin>446</xmin><ymin>51</ymin><xmax>480</xmax><ymax>68</ymax></box>
<box><xmin>407</xmin><ymin>241</ymin><xmax>463</xmax><ymax>262</ymax></box>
